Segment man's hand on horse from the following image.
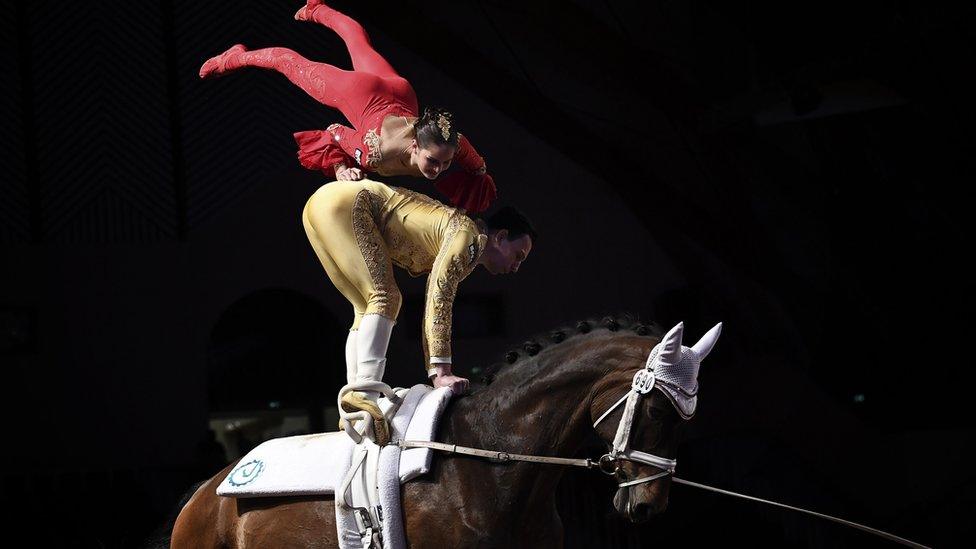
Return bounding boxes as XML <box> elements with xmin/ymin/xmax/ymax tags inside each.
<box><xmin>336</xmin><ymin>167</ymin><xmax>364</xmax><ymax>181</ymax></box>
<box><xmin>429</xmin><ymin>364</ymin><xmax>470</xmax><ymax>394</ymax></box>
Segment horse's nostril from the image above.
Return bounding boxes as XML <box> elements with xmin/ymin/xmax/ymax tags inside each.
<box><xmin>631</xmin><ymin>500</ymin><xmax>667</xmax><ymax>522</ymax></box>
<box><xmin>630</xmin><ymin>503</ymin><xmax>651</xmax><ymax>522</ymax></box>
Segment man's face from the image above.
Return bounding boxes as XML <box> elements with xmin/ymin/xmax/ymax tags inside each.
<box><xmin>412</xmin><ymin>141</ymin><xmax>455</xmax><ymax>179</ymax></box>
<box><xmin>483</xmin><ymin>231</ymin><xmax>532</xmax><ymax>275</ymax></box>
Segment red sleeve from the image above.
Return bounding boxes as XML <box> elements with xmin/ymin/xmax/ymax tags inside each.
<box><xmin>434</xmin><ymin>133</ymin><xmax>496</xmax><ymax>212</ymax></box>
<box><xmin>435</xmin><ymin>171</ymin><xmax>497</xmax><ymax>213</ymax></box>
<box><xmin>294</xmin><ymin>129</ymin><xmax>354</xmax><ymax>178</ymax></box>
<box><xmin>452</xmin><ymin>133</ymin><xmax>486</xmax><ymax>173</ymax></box>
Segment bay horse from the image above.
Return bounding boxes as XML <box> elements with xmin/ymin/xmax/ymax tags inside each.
<box><xmin>168</xmin><ymin>315</ymin><xmax>719</xmax><ymax>547</ymax></box>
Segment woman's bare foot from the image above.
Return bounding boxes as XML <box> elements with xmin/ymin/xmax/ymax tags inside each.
<box><xmin>199</xmin><ymin>44</ymin><xmax>247</xmax><ymax>79</ymax></box>
<box><xmin>294</xmin><ymin>1</ymin><xmax>324</xmax><ymax>21</ymax></box>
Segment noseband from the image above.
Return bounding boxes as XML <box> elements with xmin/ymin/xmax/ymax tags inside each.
<box><xmin>592</xmin><ymin>369</ymin><xmax>678</xmax><ymax>488</ymax></box>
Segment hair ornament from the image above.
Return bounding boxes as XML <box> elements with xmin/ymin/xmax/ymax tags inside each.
<box><xmin>437</xmin><ymin>114</ymin><xmax>452</xmax><ymax>141</ymax></box>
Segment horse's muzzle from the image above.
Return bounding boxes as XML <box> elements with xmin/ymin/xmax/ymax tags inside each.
<box><xmin>614</xmin><ymin>486</ymin><xmax>669</xmax><ymax>523</ymax></box>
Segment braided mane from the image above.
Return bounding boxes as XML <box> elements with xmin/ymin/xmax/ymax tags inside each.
<box><xmin>476</xmin><ymin>313</ymin><xmax>664</xmax><ymax>385</ymax></box>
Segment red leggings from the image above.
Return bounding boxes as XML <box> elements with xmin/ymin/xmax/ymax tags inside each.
<box><xmin>227</xmin><ymin>4</ymin><xmax>418</xmax><ymax>132</ymax></box>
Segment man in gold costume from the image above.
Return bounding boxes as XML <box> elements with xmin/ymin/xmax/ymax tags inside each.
<box><xmin>302</xmin><ymin>180</ymin><xmax>535</xmax><ymax>443</ymax></box>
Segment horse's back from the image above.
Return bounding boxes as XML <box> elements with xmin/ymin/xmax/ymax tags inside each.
<box><xmin>171</xmin><ymin>459</ymin><xmax>339</xmax><ymax>548</ymax></box>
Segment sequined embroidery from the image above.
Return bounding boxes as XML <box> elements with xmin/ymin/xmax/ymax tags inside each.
<box><xmin>363</xmin><ymin>128</ymin><xmax>381</xmax><ymax>169</ymax></box>
<box><xmin>423</xmin><ymin>215</ymin><xmax>484</xmax><ymax>358</ymax></box>
<box><xmin>427</xmin><ymin>252</ymin><xmax>466</xmax><ymax>357</ymax></box>
<box><xmin>384</xmin><ymin>223</ymin><xmax>434</xmax><ymax>278</ymax></box>
<box><xmin>351</xmin><ymin>189</ymin><xmax>399</xmax><ymax>319</ymax></box>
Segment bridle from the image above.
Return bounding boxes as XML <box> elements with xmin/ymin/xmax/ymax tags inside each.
<box><xmin>399</xmin><ymin>366</ymin><xmax>678</xmax><ymax>487</ymax></box>
<box><xmin>400</xmin><ymin>343</ymin><xmax>931</xmax><ymax>547</ymax></box>
<box><xmin>591</xmin><ymin>367</ymin><xmax>678</xmax><ymax>487</ymax></box>
<box><xmin>401</xmin><ymin>324</ymin><xmax>698</xmax><ymax>484</ymax></box>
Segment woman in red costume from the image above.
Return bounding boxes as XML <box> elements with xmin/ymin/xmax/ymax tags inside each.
<box><xmin>199</xmin><ymin>1</ymin><xmax>496</xmax><ymax>213</ymax></box>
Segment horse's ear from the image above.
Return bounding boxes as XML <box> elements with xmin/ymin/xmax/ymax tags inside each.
<box><xmin>653</xmin><ymin>322</ymin><xmax>684</xmax><ymax>369</ymax></box>
<box><xmin>691</xmin><ymin>322</ymin><xmax>723</xmax><ymax>360</ymax></box>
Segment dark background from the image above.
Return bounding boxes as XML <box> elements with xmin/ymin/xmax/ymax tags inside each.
<box><xmin>1</xmin><ymin>1</ymin><xmax>973</xmax><ymax>547</ymax></box>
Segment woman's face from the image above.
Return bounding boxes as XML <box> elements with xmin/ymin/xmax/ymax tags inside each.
<box><xmin>412</xmin><ymin>141</ymin><xmax>455</xmax><ymax>179</ymax></box>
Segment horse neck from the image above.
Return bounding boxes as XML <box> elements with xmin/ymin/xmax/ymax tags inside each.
<box><xmin>448</xmin><ymin>333</ymin><xmax>652</xmax><ymax>460</ymax></box>
<box><xmin>433</xmin><ymin>333</ymin><xmax>652</xmax><ymax>527</ymax></box>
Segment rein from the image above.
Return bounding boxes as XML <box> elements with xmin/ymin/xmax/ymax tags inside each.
<box><xmin>396</xmin><ymin>367</ymin><xmax>931</xmax><ymax>548</ymax></box>
<box><xmin>394</xmin><ymin>438</ymin><xmax>930</xmax><ymax>548</ymax></box>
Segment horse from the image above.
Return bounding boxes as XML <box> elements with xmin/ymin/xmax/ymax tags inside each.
<box><xmin>168</xmin><ymin>315</ymin><xmax>720</xmax><ymax>548</ymax></box>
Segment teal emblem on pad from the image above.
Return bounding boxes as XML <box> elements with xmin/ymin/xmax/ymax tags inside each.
<box><xmin>228</xmin><ymin>460</ymin><xmax>265</xmax><ymax>487</ymax></box>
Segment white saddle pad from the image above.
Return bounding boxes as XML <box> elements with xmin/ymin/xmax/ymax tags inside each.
<box><xmin>216</xmin><ymin>384</ymin><xmax>453</xmax><ymax>498</ymax></box>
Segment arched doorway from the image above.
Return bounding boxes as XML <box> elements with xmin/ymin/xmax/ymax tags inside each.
<box><xmin>207</xmin><ymin>288</ymin><xmax>344</xmax><ymax>458</ymax></box>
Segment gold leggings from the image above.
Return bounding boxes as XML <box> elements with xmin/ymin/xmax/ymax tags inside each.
<box><xmin>302</xmin><ymin>181</ymin><xmax>402</xmax><ymax>329</ymax></box>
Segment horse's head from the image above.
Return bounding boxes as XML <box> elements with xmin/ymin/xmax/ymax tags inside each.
<box><xmin>591</xmin><ymin>321</ymin><xmax>722</xmax><ymax>523</ymax></box>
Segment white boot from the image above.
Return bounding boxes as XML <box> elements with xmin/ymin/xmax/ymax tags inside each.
<box><xmin>340</xmin><ymin>314</ymin><xmax>395</xmax><ymax>444</ymax></box>
<box><xmin>344</xmin><ymin>329</ymin><xmax>358</xmax><ymax>385</ymax></box>
<box><xmin>338</xmin><ymin>329</ymin><xmax>359</xmax><ymax>432</ymax></box>
<box><xmin>355</xmin><ymin>314</ymin><xmax>394</xmax><ymax>387</ymax></box>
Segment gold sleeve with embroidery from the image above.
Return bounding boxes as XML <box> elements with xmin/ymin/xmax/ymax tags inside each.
<box><xmin>422</xmin><ymin>216</ymin><xmax>485</xmax><ymax>361</ymax></box>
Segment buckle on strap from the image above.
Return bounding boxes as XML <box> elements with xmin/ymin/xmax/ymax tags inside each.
<box><xmin>356</xmin><ymin>508</ymin><xmax>373</xmax><ymax>530</ymax></box>
<box><xmin>355</xmin><ymin>508</ymin><xmax>383</xmax><ymax>549</ymax></box>
<box><xmin>597</xmin><ymin>454</ymin><xmax>619</xmax><ymax>476</ymax></box>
